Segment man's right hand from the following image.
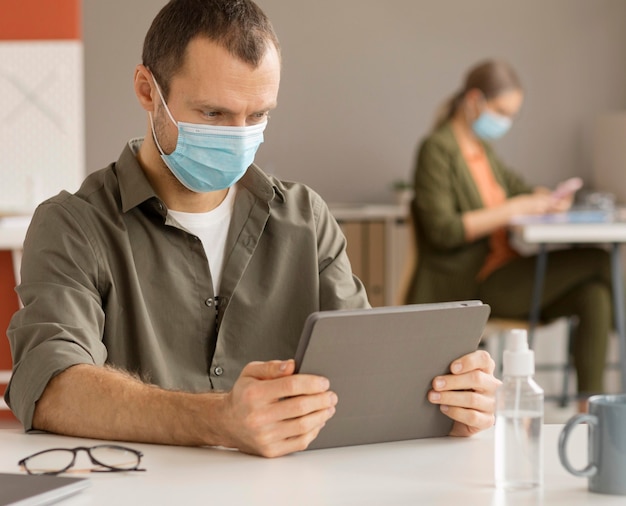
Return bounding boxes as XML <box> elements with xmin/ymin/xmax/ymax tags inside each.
<box><xmin>218</xmin><ymin>360</ymin><xmax>337</xmax><ymax>457</ymax></box>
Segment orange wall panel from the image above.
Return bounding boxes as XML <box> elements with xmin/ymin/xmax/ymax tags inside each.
<box><xmin>0</xmin><ymin>0</ymin><xmax>81</xmax><ymax>40</ymax></box>
<box><xmin>0</xmin><ymin>251</ymin><xmax>18</xmax><ymax>371</ymax></box>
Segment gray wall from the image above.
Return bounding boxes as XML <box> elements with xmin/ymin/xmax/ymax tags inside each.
<box><xmin>84</xmin><ymin>0</ymin><xmax>626</xmax><ymax>204</ymax></box>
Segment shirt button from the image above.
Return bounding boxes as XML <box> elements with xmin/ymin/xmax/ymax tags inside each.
<box><xmin>205</xmin><ymin>298</ymin><xmax>214</xmax><ymax>307</ymax></box>
<box><xmin>214</xmin><ymin>366</ymin><xmax>224</xmax><ymax>376</ymax></box>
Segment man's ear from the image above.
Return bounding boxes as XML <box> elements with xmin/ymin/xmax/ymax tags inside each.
<box><xmin>134</xmin><ymin>64</ymin><xmax>156</xmax><ymax>112</ymax></box>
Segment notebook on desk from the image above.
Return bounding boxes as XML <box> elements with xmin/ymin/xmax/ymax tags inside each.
<box><xmin>294</xmin><ymin>300</ymin><xmax>491</xmax><ymax>450</ymax></box>
<box><xmin>0</xmin><ymin>473</ymin><xmax>89</xmax><ymax>506</ymax></box>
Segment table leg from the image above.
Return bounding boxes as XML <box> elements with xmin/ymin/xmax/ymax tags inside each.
<box><xmin>610</xmin><ymin>243</ymin><xmax>626</xmax><ymax>392</ymax></box>
<box><xmin>528</xmin><ymin>243</ymin><xmax>548</xmax><ymax>348</ymax></box>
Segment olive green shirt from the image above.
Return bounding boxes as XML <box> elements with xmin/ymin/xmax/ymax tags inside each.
<box><xmin>6</xmin><ymin>139</ymin><xmax>369</xmax><ymax>429</ymax></box>
<box><xmin>405</xmin><ymin>123</ymin><xmax>532</xmax><ymax>304</ymax></box>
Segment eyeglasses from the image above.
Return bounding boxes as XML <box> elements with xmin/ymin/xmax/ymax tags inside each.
<box><xmin>18</xmin><ymin>445</ymin><xmax>145</xmax><ymax>476</ymax></box>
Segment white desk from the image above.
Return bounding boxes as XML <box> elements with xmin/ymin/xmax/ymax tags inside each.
<box><xmin>512</xmin><ymin>213</ymin><xmax>626</xmax><ymax>392</ymax></box>
<box><xmin>0</xmin><ymin>425</ymin><xmax>620</xmax><ymax>505</ymax></box>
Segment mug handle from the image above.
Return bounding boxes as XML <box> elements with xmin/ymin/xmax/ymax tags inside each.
<box><xmin>558</xmin><ymin>413</ymin><xmax>598</xmax><ymax>477</ymax></box>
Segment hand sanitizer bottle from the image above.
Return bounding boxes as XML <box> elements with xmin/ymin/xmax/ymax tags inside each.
<box><xmin>494</xmin><ymin>329</ymin><xmax>544</xmax><ymax>489</ymax></box>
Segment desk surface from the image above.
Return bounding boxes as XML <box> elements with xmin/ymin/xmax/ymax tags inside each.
<box><xmin>511</xmin><ymin>210</ymin><xmax>626</xmax><ymax>244</ymax></box>
<box><xmin>0</xmin><ymin>425</ymin><xmax>621</xmax><ymax>505</ymax></box>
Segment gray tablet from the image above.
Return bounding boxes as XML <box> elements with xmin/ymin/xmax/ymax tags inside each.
<box><xmin>294</xmin><ymin>300</ymin><xmax>491</xmax><ymax>450</ymax></box>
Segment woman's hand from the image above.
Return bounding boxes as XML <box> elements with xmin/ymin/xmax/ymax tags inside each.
<box><xmin>508</xmin><ymin>180</ymin><xmax>579</xmax><ymax>217</ymax></box>
<box><xmin>505</xmin><ymin>193</ymin><xmax>556</xmax><ymax>217</ymax></box>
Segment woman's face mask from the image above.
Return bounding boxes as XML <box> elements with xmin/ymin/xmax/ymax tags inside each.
<box><xmin>470</xmin><ymin>89</ymin><xmax>522</xmax><ymax>140</ymax></box>
<box><xmin>472</xmin><ymin>110</ymin><xmax>512</xmax><ymax>140</ymax></box>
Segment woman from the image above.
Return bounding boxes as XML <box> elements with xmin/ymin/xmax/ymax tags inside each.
<box><xmin>405</xmin><ymin>59</ymin><xmax>612</xmax><ymax>408</ymax></box>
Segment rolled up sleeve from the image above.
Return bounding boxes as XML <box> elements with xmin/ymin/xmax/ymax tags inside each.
<box><xmin>6</xmin><ymin>199</ymin><xmax>107</xmax><ymax>430</ymax></box>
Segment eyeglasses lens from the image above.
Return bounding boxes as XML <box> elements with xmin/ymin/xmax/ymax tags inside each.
<box><xmin>23</xmin><ymin>449</ymin><xmax>75</xmax><ymax>475</ymax></box>
<box><xmin>90</xmin><ymin>446</ymin><xmax>140</xmax><ymax>470</ymax></box>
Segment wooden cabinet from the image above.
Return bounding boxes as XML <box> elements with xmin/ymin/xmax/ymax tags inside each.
<box><xmin>340</xmin><ymin>220</ymin><xmax>386</xmax><ymax>306</ymax></box>
<box><xmin>331</xmin><ymin>205</ymin><xmax>410</xmax><ymax>307</ymax></box>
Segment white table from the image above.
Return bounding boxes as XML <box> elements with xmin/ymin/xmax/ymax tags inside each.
<box><xmin>512</xmin><ymin>212</ymin><xmax>626</xmax><ymax>392</ymax></box>
<box><xmin>0</xmin><ymin>425</ymin><xmax>620</xmax><ymax>505</ymax></box>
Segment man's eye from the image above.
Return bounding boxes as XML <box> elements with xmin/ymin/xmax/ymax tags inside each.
<box><xmin>203</xmin><ymin>111</ymin><xmax>220</xmax><ymax>118</ymax></box>
<box><xmin>250</xmin><ymin>112</ymin><xmax>269</xmax><ymax>122</ymax></box>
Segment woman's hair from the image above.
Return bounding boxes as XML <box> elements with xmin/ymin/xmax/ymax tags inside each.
<box><xmin>432</xmin><ymin>59</ymin><xmax>522</xmax><ymax>130</ymax></box>
<box><xmin>142</xmin><ymin>0</ymin><xmax>281</xmax><ymax>100</ymax></box>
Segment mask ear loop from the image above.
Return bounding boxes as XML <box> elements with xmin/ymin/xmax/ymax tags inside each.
<box><xmin>151</xmin><ymin>76</ymin><xmax>178</xmax><ymax>127</ymax></box>
<box><xmin>147</xmin><ymin>71</ymin><xmax>177</xmax><ymax>156</ymax></box>
<box><xmin>148</xmin><ymin>111</ymin><xmax>167</xmax><ymax>157</ymax></box>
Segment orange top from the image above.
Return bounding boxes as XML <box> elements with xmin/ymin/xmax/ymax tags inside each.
<box><xmin>463</xmin><ymin>147</ymin><xmax>519</xmax><ymax>280</ymax></box>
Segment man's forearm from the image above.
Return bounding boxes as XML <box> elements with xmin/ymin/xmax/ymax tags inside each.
<box><xmin>32</xmin><ymin>364</ymin><xmax>229</xmax><ymax>447</ymax></box>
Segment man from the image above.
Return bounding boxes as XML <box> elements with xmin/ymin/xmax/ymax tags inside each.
<box><xmin>6</xmin><ymin>0</ymin><xmax>498</xmax><ymax>458</ymax></box>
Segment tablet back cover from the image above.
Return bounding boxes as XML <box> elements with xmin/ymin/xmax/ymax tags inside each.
<box><xmin>296</xmin><ymin>301</ymin><xmax>490</xmax><ymax>450</ymax></box>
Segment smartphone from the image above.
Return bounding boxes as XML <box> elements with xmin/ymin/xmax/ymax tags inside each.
<box><xmin>551</xmin><ymin>177</ymin><xmax>583</xmax><ymax>199</ymax></box>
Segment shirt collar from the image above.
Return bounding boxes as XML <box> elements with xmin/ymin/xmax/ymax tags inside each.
<box><xmin>239</xmin><ymin>163</ymin><xmax>285</xmax><ymax>204</ymax></box>
<box><xmin>118</xmin><ymin>138</ymin><xmax>161</xmax><ymax>214</ymax></box>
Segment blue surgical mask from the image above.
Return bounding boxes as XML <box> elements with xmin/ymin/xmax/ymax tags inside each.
<box><xmin>150</xmin><ymin>78</ymin><xmax>266</xmax><ymax>193</ymax></box>
<box><xmin>472</xmin><ymin>110</ymin><xmax>512</xmax><ymax>140</ymax></box>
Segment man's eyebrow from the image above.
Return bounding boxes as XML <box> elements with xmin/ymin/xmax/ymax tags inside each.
<box><xmin>189</xmin><ymin>101</ymin><xmax>278</xmax><ymax>114</ymax></box>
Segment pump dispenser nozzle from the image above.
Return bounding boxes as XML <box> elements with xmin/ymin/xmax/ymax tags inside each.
<box><xmin>502</xmin><ymin>329</ymin><xmax>535</xmax><ymax>377</ymax></box>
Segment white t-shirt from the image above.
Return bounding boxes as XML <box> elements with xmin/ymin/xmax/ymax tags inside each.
<box><xmin>167</xmin><ymin>186</ymin><xmax>237</xmax><ymax>295</ymax></box>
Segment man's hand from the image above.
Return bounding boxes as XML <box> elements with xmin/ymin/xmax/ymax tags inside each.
<box><xmin>427</xmin><ymin>350</ymin><xmax>500</xmax><ymax>437</ymax></box>
<box><xmin>219</xmin><ymin>359</ymin><xmax>338</xmax><ymax>457</ymax></box>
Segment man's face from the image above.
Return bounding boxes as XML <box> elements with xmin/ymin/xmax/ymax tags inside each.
<box><xmin>153</xmin><ymin>36</ymin><xmax>281</xmax><ymax>154</ymax></box>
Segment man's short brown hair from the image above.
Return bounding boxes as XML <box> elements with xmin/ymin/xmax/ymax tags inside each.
<box><xmin>143</xmin><ymin>0</ymin><xmax>280</xmax><ymax>98</ymax></box>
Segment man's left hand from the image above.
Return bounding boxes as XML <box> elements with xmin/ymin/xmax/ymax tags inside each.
<box><xmin>428</xmin><ymin>349</ymin><xmax>500</xmax><ymax>437</ymax></box>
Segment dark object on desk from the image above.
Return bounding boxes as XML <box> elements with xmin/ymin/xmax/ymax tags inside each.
<box><xmin>294</xmin><ymin>301</ymin><xmax>490</xmax><ymax>450</ymax></box>
<box><xmin>0</xmin><ymin>472</ymin><xmax>89</xmax><ymax>506</ymax></box>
